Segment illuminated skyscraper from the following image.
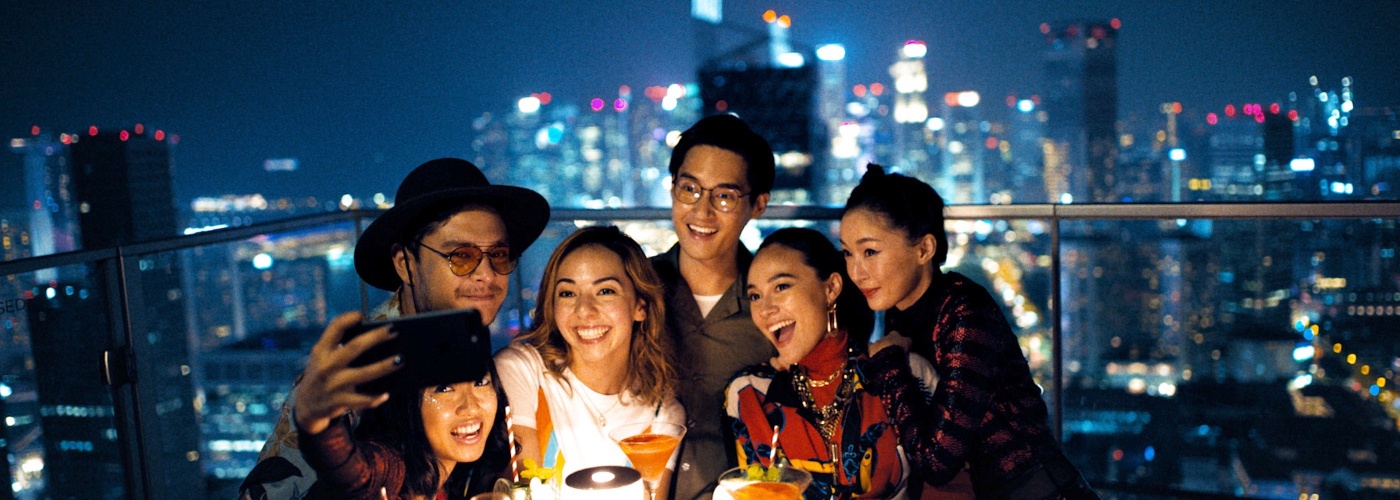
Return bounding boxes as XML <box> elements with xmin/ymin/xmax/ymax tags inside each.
<box><xmin>889</xmin><ymin>41</ymin><xmax>935</xmax><ymax>184</ymax></box>
<box><xmin>938</xmin><ymin>91</ymin><xmax>987</xmax><ymax>204</ymax></box>
<box><xmin>1042</xmin><ymin>20</ymin><xmax>1120</xmax><ymax>203</ymax></box>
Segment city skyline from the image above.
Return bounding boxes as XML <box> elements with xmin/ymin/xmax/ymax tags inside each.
<box><xmin>4</xmin><ymin>1</ymin><xmax>1398</xmax><ymax>204</ymax></box>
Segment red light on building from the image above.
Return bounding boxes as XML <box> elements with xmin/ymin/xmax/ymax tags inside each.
<box><xmin>88</xmin><ymin>126</ymin><xmax>99</xmax><ymax>136</ymax></box>
<box><xmin>853</xmin><ymin>84</ymin><xmax>867</xmax><ymax>98</ymax></box>
<box><xmin>539</xmin><ymin>92</ymin><xmax>552</xmax><ymax>105</ymax></box>
<box><xmin>134</xmin><ymin>123</ymin><xmax>144</xmax><ymax>134</ymax></box>
<box><xmin>1031</xmin><ymin>94</ymin><xmax>1041</xmax><ymax>105</ymax></box>
<box><xmin>1006</xmin><ymin>95</ymin><xmax>1017</xmax><ymax>107</ymax></box>
<box><xmin>590</xmin><ymin>98</ymin><xmax>605</xmax><ymax>112</ymax></box>
<box><xmin>777</xmin><ymin>15</ymin><xmax>790</xmax><ymax>28</ymax></box>
<box><xmin>170</xmin><ymin>134</ymin><xmax>180</xmax><ymax>144</ymax></box>
<box><xmin>1066</xmin><ymin>25</ymin><xmax>1080</xmax><ymax>37</ymax></box>
<box><xmin>1288</xmin><ymin>110</ymin><xmax>1299</xmax><ymax>121</ymax></box>
<box><xmin>1224</xmin><ymin>105</ymin><xmax>1236</xmax><ymax>117</ymax></box>
<box><xmin>1207</xmin><ymin>113</ymin><xmax>1219</xmax><ymax>125</ymax></box>
<box><xmin>716</xmin><ymin>100</ymin><xmax>728</xmax><ymax>112</ymax></box>
<box><xmin>944</xmin><ymin>92</ymin><xmax>959</xmax><ymax>107</ymax></box>
<box><xmin>645</xmin><ymin>86</ymin><xmax>665</xmax><ymax>102</ymax></box>
<box><xmin>1269</xmin><ymin>103</ymin><xmax>1280</xmax><ymax>115</ymax></box>
<box><xmin>618</xmin><ymin>85</ymin><xmax>630</xmax><ymax>97</ymax></box>
<box><xmin>155</xmin><ymin>130</ymin><xmax>165</xmax><ymax>141</ymax></box>
<box><xmin>1111</xmin><ymin>18</ymin><xmax>1122</xmax><ymax>30</ymax></box>
<box><xmin>30</xmin><ymin>125</ymin><xmax>40</xmax><ymax>136</ymax></box>
<box><xmin>1254</xmin><ymin>113</ymin><xmax>1265</xmax><ymax>124</ymax></box>
<box><xmin>1172</xmin><ymin>102</ymin><xmax>1182</xmax><ymax>114</ymax></box>
<box><xmin>869</xmin><ymin>83</ymin><xmax>884</xmax><ymax>96</ymax></box>
<box><xmin>1040</xmin><ymin>23</ymin><xmax>1051</xmax><ymax>34</ymax></box>
<box><xmin>60</xmin><ymin>134</ymin><xmax>72</xmax><ymax>144</ymax></box>
<box><xmin>119</xmin><ymin>130</ymin><xmax>130</xmax><ymax>141</ymax></box>
<box><xmin>763</xmin><ymin>10</ymin><xmax>777</xmax><ymax>23</ymax></box>
<box><xmin>985</xmin><ymin>137</ymin><xmax>999</xmax><ymax>149</ymax></box>
<box><xmin>613</xmin><ymin>98</ymin><xmax>627</xmax><ymax>112</ymax></box>
<box><xmin>1090</xmin><ymin>27</ymin><xmax>1106</xmax><ymax>39</ymax></box>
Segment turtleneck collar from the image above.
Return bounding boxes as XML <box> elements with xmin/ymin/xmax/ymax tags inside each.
<box><xmin>798</xmin><ymin>329</ymin><xmax>849</xmax><ymax>378</ymax></box>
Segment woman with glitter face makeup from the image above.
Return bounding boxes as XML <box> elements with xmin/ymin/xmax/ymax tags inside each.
<box><xmin>495</xmin><ymin>226</ymin><xmax>684</xmax><ymax>499</ymax></box>
<box><xmin>839</xmin><ymin>165</ymin><xmax>1098</xmax><ymax>500</ymax></box>
<box><xmin>724</xmin><ymin>228</ymin><xmax>971</xmax><ymax>499</ymax></box>
<box><xmin>289</xmin><ymin>311</ymin><xmax>511</xmax><ymax>499</ymax></box>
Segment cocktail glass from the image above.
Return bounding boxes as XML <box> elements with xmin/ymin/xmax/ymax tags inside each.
<box><xmin>608</xmin><ymin>422</ymin><xmax>686</xmax><ymax>500</ymax></box>
<box><xmin>715</xmin><ymin>465</ymin><xmax>812</xmax><ymax>500</ymax></box>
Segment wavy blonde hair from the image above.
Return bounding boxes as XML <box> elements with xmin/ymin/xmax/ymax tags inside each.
<box><xmin>516</xmin><ymin>226</ymin><xmax>675</xmax><ymax>407</ymax></box>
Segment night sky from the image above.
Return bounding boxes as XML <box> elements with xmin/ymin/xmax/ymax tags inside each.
<box><xmin>4</xmin><ymin>1</ymin><xmax>1398</xmax><ymax>206</ymax></box>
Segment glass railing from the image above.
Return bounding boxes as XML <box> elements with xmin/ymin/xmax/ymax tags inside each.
<box><xmin>1</xmin><ymin>202</ymin><xmax>1397</xmax><ymax>499</ymax></box>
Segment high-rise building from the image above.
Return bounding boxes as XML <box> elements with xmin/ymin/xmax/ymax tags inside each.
<box><xmin>1042</xmin><ymin>20</ymin><xmax>1120</xmax><ymax>203</ymax></box>
<box><xmin>69</xmin><ymin>130</ymin><xmax>179</xmax><ymax>248</ymax></box>
<box><xmin>889</xmin><ymin>41</ymin><xmax>936</xmax><ymax>185</ymax></box>
<box><xmin>3</xmin><ymin>132</ymin><xmax>80</xmax><ymax>264</ymax></box>
<box><xmin>938</xmin><ymin>91</ymin><xmax>987</xmax><ymax>204</ymax></box>
<box><xmin>1005</xmin><ymin>97</ymin><xmax>1048</xmax><ymax>203</ymax></box>
<box><xmin>22</xmin><ymin>127</ymin><xmax>203</xmax><ymax>496</ymax></box>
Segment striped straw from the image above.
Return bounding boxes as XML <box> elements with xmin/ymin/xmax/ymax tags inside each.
<box><xmin>768</xmin><ymin>425</ymin><xmax>780</xmax><ymax>466</ymax></box>
<box><xmin>506</xmin><ymin>405</ymin><xmax>519</xmax><ymax>482</ymax></box>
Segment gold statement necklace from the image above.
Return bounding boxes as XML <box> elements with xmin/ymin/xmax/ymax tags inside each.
<box><xmin>792</xmin><ymin>350</ymin><xmax>857</xmax><ymax>446</ymax></box>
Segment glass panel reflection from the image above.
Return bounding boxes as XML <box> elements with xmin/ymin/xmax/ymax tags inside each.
<box><xmin>132</xmin><ymin>221</ymin><xmax>363</xmax><ymax>497</ymax></box>
<box><xmin>1060</xmin><ymin>218</ymin><xmax>1400</xmax><ymax>498</ymax></box>
<box><xmin>2</xmin><ymin>263</ymin><xmax>125</xmax><ymax>499</ymax></box>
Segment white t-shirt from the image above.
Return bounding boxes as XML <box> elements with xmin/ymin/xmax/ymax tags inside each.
<box><xmin>693</xmin><ymin>293</ymin><xmax>723</xmax><ymax>318</ymax></box>
<box><xmin>495</xmin><ymin>343</ymin><xmax>686</xmax><ymax>495</ymax></box>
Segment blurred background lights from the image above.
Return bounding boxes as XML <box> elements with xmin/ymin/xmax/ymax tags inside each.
<box><xmin>777</xmin><ymin>51</ymin><xmax>805</xmax><ymax>68</ymax></box>
<box><xmin>816</xmin><ymin>44</ymin><xmax>845</xmax><ymax>61</ymax></box>
<box><xmin>902</xmin><ymin>40</ymin><xmax>927</xmax><ymax>58</ymax></box>
<box><xmin>252</xmin><ymin>253</ymin><xmax>273</xmax><ymax>270</ymax></box>
<box><xmin>517</xmin><ymin>96</ymin><xmax>541</xmax><ymax>114</ymax></box>
<box><xmin>957</xmin><ymin>91</ymin><xmax>981</xmax><ymax>107</ymax></box>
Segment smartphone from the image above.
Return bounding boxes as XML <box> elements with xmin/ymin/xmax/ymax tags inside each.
<box><xmin>342</xmin><ymin>308</ymin><xmax>492</xmax><ymax>395</ymax></box>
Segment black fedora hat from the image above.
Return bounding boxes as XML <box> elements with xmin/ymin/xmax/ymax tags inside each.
<box><xmin>354</xmin><ymin>158</ymin><xmax>550</xmax><ymax>291</ymax></box>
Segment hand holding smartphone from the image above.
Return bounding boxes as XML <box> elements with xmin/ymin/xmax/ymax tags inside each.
<box><xmin>342</xmin><ymin>308</ymin><xmax>492</xmax><ymax>395</ymax></box>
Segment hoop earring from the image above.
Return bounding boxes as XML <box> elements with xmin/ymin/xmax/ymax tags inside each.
<box><xmin>826</xmin><ymin>303</ymin><xmax>839</xmax><ymax>334</ymax></box>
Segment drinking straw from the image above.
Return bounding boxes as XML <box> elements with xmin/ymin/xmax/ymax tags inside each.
<box><xmin>769</xmin><ymin>425</ymin><xmax>780</xmax><ymax>466</ymax></box>
<box><xmin>506</xmin><ymin>405</ymin><xmax>519</xmax><ymax>482</ymax></box>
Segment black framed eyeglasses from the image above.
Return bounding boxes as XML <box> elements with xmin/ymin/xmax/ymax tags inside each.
<box><xmin>671</xmin><ymin>178</ymin><xmax>751</xmax><ymax>213</ymax></box>
<box><xmin>417</xmin><ymin>243</ymin><xmax>516</xmax><ymax>276</ymax></box>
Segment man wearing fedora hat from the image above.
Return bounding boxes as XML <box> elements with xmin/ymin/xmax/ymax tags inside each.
<box><xmin>239</xmin><ymin>158</ymin><xmax>550</xmax><ymax>499</ymax></box>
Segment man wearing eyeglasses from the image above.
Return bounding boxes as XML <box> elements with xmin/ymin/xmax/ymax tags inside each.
<box><xmin>651</xmin><ymin>114</ymin><xmax>777</xmax><ymax>500</ymax></box>
<box><xmin>240</xmin><ymin>158</ymin><xmax>549</xmax><ymax>499</ymax></box>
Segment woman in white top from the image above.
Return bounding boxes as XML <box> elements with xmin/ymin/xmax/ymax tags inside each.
<box><xmin>496</xmin><ymin>226</ymin><xmax>684</xmax><ymax>498</ymax></box>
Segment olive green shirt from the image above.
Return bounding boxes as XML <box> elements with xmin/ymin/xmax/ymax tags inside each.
<box><xmin>652</xmin><ymin>244</ymin><xmax>776</xmax><ymax>500</ymax></box>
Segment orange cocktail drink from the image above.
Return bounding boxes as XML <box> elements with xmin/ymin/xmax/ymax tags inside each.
<box><xmin>617</xmin><ymin>432</ymin><xmax>682</xmax><ymax>482</ymax></box>
<box><xmin>716</xmin><ymin>465</ymin><xmax>811</xmax><ymax>500</ymax></box>
<box><xmin>609</xmin><ymin>422</ymin><xmax>687</xmax><ymax>500</ymax></box>
<box><xmin>730</xmin><ymin>481</ymin><xmax>802</xmax><ymax>500</ymax></box>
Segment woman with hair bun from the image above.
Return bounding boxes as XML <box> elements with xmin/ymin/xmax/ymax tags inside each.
<box><xmin>839</xmin><ymin>165</ymin><xmax>1098</xmax><ymax>500</ymax></box>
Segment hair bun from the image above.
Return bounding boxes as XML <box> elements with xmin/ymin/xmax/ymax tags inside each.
<box><xmin>862</xmin><ymin>163</ymin><xmax>887</xmax><ymax>180</ymax></box>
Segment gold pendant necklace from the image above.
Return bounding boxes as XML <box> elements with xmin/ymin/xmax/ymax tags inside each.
<box><xmin>793</xmin><ymin>359</ymin><xmax>855</xmax><ymax>442</ymax></box>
